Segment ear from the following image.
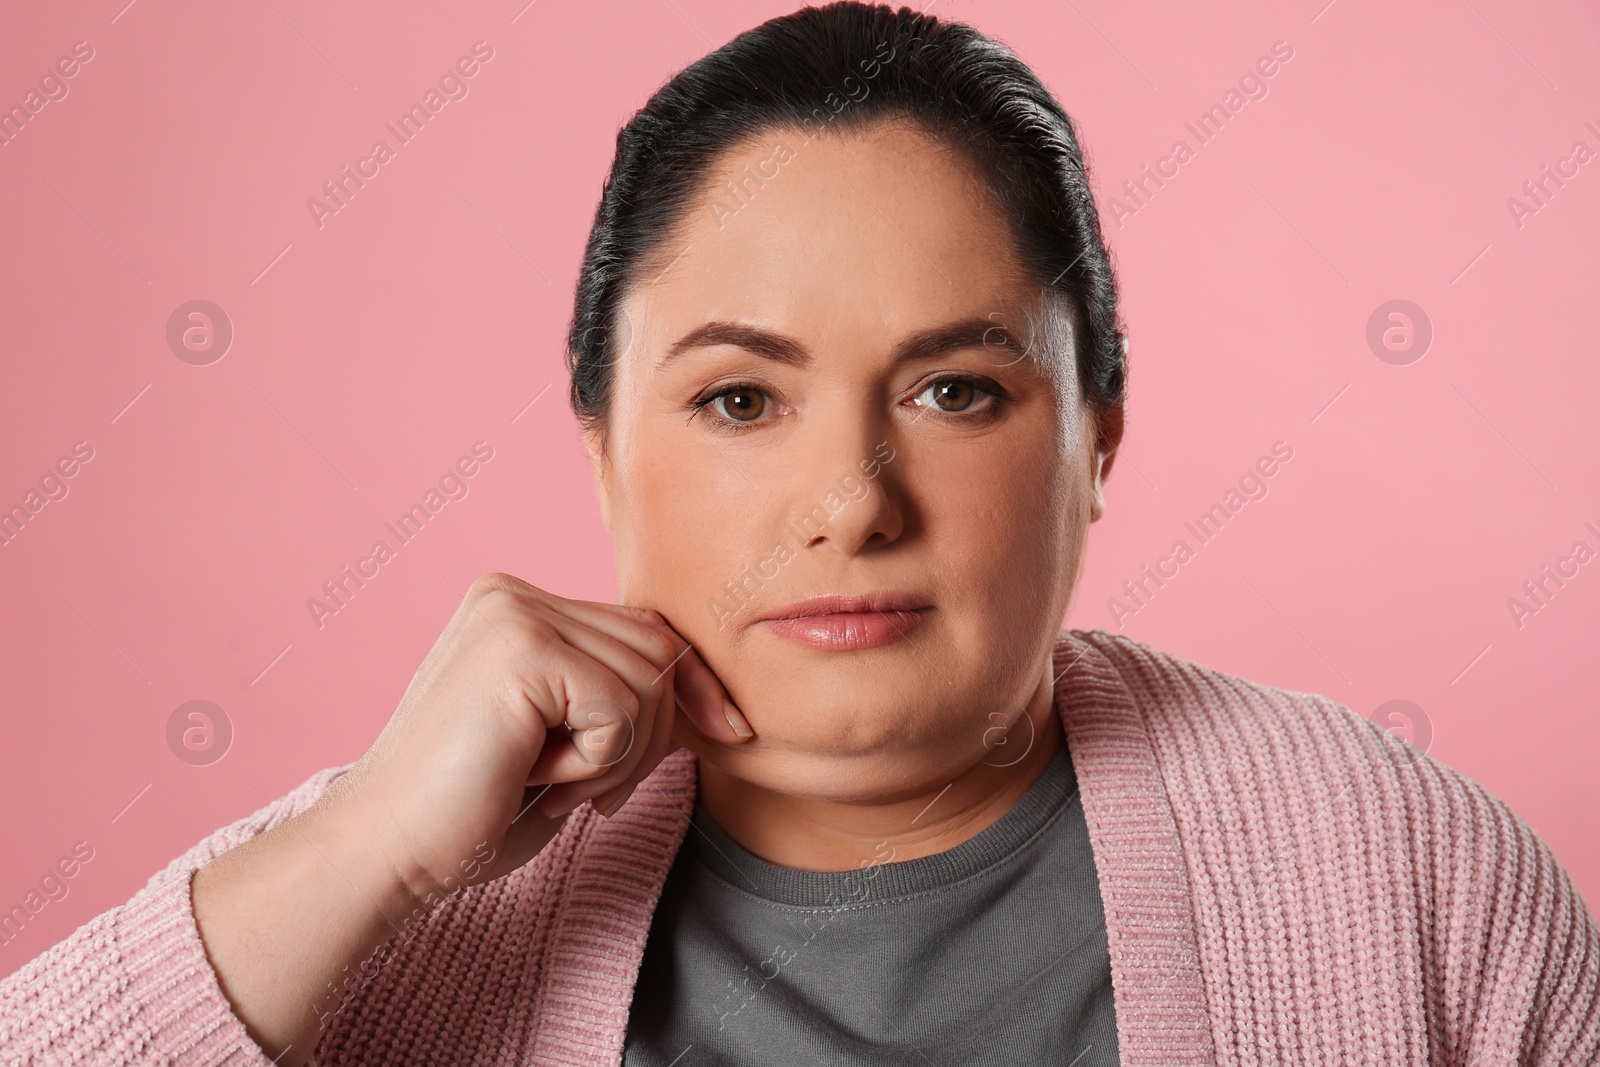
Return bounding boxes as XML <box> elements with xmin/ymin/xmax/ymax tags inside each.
<box><xmin>582</xmin><ymin>426</ymin><xmax>613</xmax><ymax>533</ymax></box>
<box><xmin>1088</xmin><ymin>404</ymin><xmax>1124</xmax><ymax>523</ymax></box>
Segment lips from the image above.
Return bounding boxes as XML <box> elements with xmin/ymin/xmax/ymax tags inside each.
<box><xmin>758</xmin><ymin>592</ymin><xmax>932</xmax><ymax>651</ymax></box>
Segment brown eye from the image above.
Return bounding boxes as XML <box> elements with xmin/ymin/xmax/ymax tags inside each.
<box><xmin>931</xmin><ymin>379</ymin><xmax>975</xmax><ymax>411</ymax></box>
<box><xmin>715</xmin><ymin>388</ymin><xmax>766</xmax><ymax>421</ymax></box>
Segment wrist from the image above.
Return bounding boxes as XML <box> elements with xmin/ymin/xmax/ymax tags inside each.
<box><xmin>188</xmin><ymin>792</ymin><xmax>422</xmax><ymax>1061</ymax></box>
<box><xmin>299</xmin><ymin>783</ymin><xmax>422</xmax><ymax>927</ymax></box>
<box><xmin>309</xmin><ymin>775</ymin><xmax>504</xmax><ymax>923</ymax></box>
<box><xmin>287</xmin><ymin>798</ymin><xmax>427</xmax><ymax>1033</ymax></box>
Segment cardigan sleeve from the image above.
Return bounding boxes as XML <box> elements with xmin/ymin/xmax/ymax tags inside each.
<box><xmin>0</xmin><ymin>764</ymin><xmax>354</xmax><ymax>1066</ymax></box>
<box><xmin>1417</xmin><ymin>751</ymin><xmax>1600</xmax><ymax>1066</ymax></box>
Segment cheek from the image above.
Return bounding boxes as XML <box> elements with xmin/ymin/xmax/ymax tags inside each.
<box><xmin>615</xmin><ymin>434</ymin><xmax>773</xmax><ymax>607</ymax></box>
<box><xmin>925</xmin><ymin>420</ymin><xmax>1086</xmax><ymax>635</ymax></box>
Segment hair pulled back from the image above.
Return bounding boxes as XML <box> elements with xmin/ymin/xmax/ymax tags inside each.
<box><xmin>567</xmin><ymin>1</ymin><xmax>1126</xmax><ymax>449</ymax></box>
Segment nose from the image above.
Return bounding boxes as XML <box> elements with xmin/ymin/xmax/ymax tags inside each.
<box><xmin>787</xmin><ymin>420</ymin><xmax>904</xmax><ymax>556</ymax></box>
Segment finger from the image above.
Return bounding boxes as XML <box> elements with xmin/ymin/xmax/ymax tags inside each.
<box><xmin>507</xmin><ymin>638</ymin><xmax>642</xmax><ymax>783</ymax></box>
<box><xmin>592</xmin><ymin>660</ymin><xmax>681</xmax><ymax>817</ymax></box>
<box><xmin>667</xmin><ymin>637</ymin><xmax>754</xmax><ymax>743</ymax></box>
<box><xmin>537</xmin><ymin>657</ymin><xmax>674</xmax><ymax>818</ymax></box>
<box><xmin>529</xmin><ymin>613</ymin><xmax>673</xmax><ymax>780</ymax></box>
<box><xmin>540</xmin><ymin>612</ymin><xmax>666</xmax><ymax>720</ymax></box>
<box><xmin>553</xmin><ymin>598</ymin><xmax>748</xmax><ymax>744</ymax></box>
<box><xmin>527</xmin><ymin>696</ymin><xmax>642</xmax><ymax>783</ymax></box>
<box><xmin>540</xmin><ymin>597</ymin><xmax>680</xmax><ymax>672</ymax></box>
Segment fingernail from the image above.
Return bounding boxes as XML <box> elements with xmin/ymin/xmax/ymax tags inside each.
<box><xmin>571</xmin><ymin>699</ymin><xmax>630</xmax><ymax>766</ymax></box>
<box><xmin>572</xmin><ymin>699</ymin><xmax>628</xmax><ymax>732</ymax></box>
<box><xmin>598</xmin><ymin>790</ymin><xmax>630</xmax><ymax>818</ymax></box>
<box><xmin>538</xmin><ymin>791</ymin><xmax>583</xmax><ymax>820</ymax></box>
<box><xmin>724</xmin><ymin>701</ymin><xmax>754</xmax><ymax>738</ymax></box>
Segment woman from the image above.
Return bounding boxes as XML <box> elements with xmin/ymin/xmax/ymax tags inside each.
<box><xmin>3</xmin><ymin>4</ymin><xmax>1596</xmax><ymax>1065</ymax></box>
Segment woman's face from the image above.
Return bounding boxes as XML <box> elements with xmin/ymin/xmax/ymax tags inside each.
<box><xmin>585</xmin><ymin>119</ymin><xmax>1115</xmax><ymax>801</ymax></box>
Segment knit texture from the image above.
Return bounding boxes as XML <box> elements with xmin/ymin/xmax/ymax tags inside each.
<box><xmin>3</xmin><ymin>629</ymin><xmax>1596</xmax><ymax>1065</ymax></box>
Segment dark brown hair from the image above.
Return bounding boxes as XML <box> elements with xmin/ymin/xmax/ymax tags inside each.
<box><xmin>566</xmin><ymin>1</ymin><xmax>1126</xmax><ymax>448</ymax></box>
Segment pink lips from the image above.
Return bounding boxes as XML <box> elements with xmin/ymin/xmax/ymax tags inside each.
<box><xmin>758</xmin><ymin>592</ymin><xmax>932</xmax><ymax>651</ymax></box>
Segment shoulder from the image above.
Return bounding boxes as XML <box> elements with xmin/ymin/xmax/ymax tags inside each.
<box><xmin>1056</xmin><ymin>625</ymin><xmax>1590</xmax><ymax>922</ymax></box>
<box><xmin>1060</xmin><ymin>627</ymin><xmax>1422</xmax><ymax>794</ymax></box>
<box><xmin>1058</xmin><ymin>628</ymin><xmax>1600</xmax><ymax>1058</ymax></box>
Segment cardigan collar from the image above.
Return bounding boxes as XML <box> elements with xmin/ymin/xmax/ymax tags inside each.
<box><xmin>529</xmin><ymin>629</ymin><xmax>1215</xmax><ymax>1066</ymax></box>
<box><xmin>1052</xmin><ymin>630</ymin><xmax>1216</xmax><ymax>1065</ymax></box>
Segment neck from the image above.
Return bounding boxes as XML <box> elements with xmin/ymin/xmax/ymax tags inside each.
<box><xmin>696</xmin><ymin>659</ymin><xmax>1065</xmax><ymax>872</ymax></box>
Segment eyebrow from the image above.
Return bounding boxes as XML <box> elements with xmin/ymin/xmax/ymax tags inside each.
<box><xmin>653</xmin><ymin>316</ymin><xmax>1032</xmax><ymax>372</ymax></box>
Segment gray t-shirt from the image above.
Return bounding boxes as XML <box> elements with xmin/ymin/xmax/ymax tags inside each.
<box><xmin>622</xmin><ymin>740</ymin><xmax>1120</xmax><ymax>1066</ymax></box>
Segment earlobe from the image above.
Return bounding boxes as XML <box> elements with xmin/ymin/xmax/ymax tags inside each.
<box><xmin>582</xmin><ymin>430</ymin><xmax>613</xmax><ymax>533</ymax></box>
<box><xmin>595</xmin><ymin>476</ymin><xmax>613</xmax><ymax>533</ymax></box>
<box><xmin>1089</xmin><ymin>449</ymin><xmax>1111</xmax><ymax>522</ymax></box>
<box><xmin>1088</xmin><ymin>405</ymin><xmax>1124</xmax><ymax>523</ymax></box>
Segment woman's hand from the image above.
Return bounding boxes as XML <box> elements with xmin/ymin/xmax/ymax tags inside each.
<box><xmin>191</xmin><ymin>572</ymin><xmax>751</xmax><ymax>1065</ymax></box>
<box><xmin>334</xmin><ymin>571</ymin><xmax>754</xmax><ymax>904</ymax></box>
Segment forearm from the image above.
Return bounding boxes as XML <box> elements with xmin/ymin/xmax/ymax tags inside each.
<box><xmin>191</xmin><ymin>794</ymin><xmax>414</xmax><ymax>1067</ymax></box>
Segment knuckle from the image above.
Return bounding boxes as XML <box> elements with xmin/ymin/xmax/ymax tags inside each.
<box><xmin>614</xmin><ymin>687</ymin><xmax>642</xmax><ymax>720</ymax></box>
<box><xmin>467</xmin><ymin>571</ymin><xmax>520</xmax><ymax>599</ymax></box>
<box><xmin>574</xmin><ymin>684</ymin><xmax>640</xmax><ymax>726</ymax></box>
<box><xmin>570</xmin><ymin>696</ymin><xmax>629</xmax><ymax>731</ymax></box>
<box><xmin>524</xmin><ymin>621</ymin><xmax>569</xmax><ymax>657</ymax></box>
<box><xmin>473</xmin><ymin>586</ymin><xmax>521</xmax><ymax>622</ymax></box>
<box><xmin>466</xmin><ymin>574</ymin><xmax>538</xmax><ymax>618</ymax></box>
<box><xmin>641</xmin><ymin>630</ymin><xmax>676</xmax><ymax>668</ymax></box>
<box><xmin>631</xmin><ymin>606</ymin><xmax>666</xmax><ymax>627</ymax></box>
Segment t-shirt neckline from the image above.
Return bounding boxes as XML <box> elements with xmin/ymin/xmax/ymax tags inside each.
<box><xmin>683</xmin><ymin>740</ymin><xmax>1078</xmax><ymax>908</ymax></box>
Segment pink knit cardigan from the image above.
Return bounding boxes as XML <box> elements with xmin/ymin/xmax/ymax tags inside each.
<box><xmin>3</xmin><ymin>629</ymin><xmax>1597</xmax><ymax>1065</ymax></box>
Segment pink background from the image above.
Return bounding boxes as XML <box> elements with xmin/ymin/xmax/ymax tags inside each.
<box><xmin>2</xmin><ymin>0</ymin><xmax>1597</xmax><ymax>975</ymax></box>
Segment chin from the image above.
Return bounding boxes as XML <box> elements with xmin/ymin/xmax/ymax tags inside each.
<box><xmin>693</xmin><ymin>664</ymin><xmax>1000</xmax><ymax>793</ymax></box>
<box><xmin>693</xmin><ymin>735</ymin><xmax>952</xmax><ymax>805</ymax></box>
<box><xmin>736</xmin><ymin>673</ymin><xmax>928</xmax><ymax>752</ymax></box>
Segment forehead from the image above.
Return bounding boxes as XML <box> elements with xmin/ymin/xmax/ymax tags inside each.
<box><xmin>620</xmin><ymin>120</ymin><xmax>1041</xmax><ymax>358</ymax></box>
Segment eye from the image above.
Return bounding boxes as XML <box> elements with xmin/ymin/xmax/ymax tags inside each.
<box><xmin>925</xmin><ymin>379</ymin><xmax>977</xmax><ymax>411</ymax></box>
<box><xmin>691</xmin><ymin>382</ymin><xmax>787</xmax><ymax>433</ymax></box>
<box><xmin>909</xmin><ymin>375</ymin><xmax>1006</xmax><ymax>417</ymax></box>
<box><xmin>711</xmin><ymin>386</ymin><xmax>766</xmax><ymax>422</ymax></box>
